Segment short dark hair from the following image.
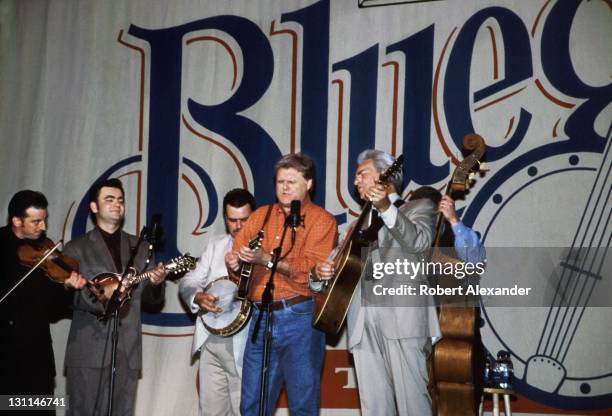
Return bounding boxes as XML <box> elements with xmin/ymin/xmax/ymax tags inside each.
<box><xmin>223</xmin><ymin>188</ymin><xmax>255</xmax><ymax>214</ymax></box>
<box><xmin>409</xmin><ymin>186</ymin><xmax>442</xmax><ymax>206</ymax></box>
<box><xmin>7</xmin><ymin>190</ymin><xmax>48</xmax><ymax>223</ymax></box>
<box><xmin>274</xmin><ymin>153</ymin><xmax>315</xmax><ymax>182</ymax></box>
<box><xmin>88</xmin><ymin>178</ymin><xmax>125</xmax><ymax>205</ymax></box>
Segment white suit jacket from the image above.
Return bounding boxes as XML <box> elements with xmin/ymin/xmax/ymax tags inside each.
<box><xmin>179</xmin><ymin>234</ymin><xmax>247</xmax><ymax>375</ymax></box>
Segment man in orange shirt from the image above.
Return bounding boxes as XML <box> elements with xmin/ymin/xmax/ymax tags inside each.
<box><xmin>226</xmin><ymin>153</ymin><xmax>337</xmax><ymax>415</ymax></box>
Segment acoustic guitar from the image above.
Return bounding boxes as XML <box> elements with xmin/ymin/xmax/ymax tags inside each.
<box><xmin>312</xmin><ymin>155</ymin><xmax>404</xmax><ymax>334</ymax></box>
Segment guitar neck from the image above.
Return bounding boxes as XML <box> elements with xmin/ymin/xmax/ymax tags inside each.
<box><xmin>354</xmin><ymin>201</ymin><xmax>373</xmax><ymax>235</ymax></box>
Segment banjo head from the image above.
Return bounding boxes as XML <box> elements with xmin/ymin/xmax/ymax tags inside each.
<box><xmin>200</xmin><ymin>278</ymin><xmax>250</xmax><ymax>337</ymax></box>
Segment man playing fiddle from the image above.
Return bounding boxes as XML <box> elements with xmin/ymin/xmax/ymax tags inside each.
<box><xmin>0</xmin><ymin>190</ymin><xmax>85</xmax><ymax>415</ymax></box>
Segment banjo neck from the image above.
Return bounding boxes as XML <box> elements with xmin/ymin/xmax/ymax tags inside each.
<box><xmin>236</xmin><ymin>229</ymin><xmax>264</xmax><ymax>300</ymax></box>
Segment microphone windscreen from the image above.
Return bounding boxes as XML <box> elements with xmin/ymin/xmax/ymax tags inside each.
<box><xmin>149</xmin><ymin>214</ymin><xmax>162</xmax><ymax>246</ymax></box>
<box><xmin>290</xmin><ymin>200</ymin><xmax>301</xmax><ymax>228</ymax></box>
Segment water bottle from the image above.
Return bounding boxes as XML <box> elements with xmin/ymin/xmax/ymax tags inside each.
<box><xmin>493</xmin><ymin>350</ymin><xmax>514</xmax><ymax>389</ymax></box>
<box><xmin>483</xmin><ymin>358</ymin><xmax>492</xmax><ymax>387</ymax></box>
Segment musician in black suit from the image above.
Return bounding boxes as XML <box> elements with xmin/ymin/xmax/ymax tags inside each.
<box><xmin>179</xmin><ymin>188</ymin><xmax>255</xmax><ymax>416</ymax></box>
<box><xmin>0</xmin><ymin>190</ymin><xmax>85</xmax><ymax>416</ymax></box>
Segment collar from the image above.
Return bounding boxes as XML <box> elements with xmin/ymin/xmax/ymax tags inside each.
<box><xmin>97</xmin><ymin>225</ymin><xmax>120</xmax><ymax>238</ymax></box>
<box><xmin>388</xmin><ymin>192</ymin><xmax>400</xmax><ymax>203</ymax></box>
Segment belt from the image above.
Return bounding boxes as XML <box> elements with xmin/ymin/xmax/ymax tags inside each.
<box><xmin>253</xmin><ymin>295</ymin><xmax>312</xmax><ymax>311</ymax></box>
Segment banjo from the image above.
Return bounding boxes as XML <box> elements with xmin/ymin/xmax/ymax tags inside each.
<box><xmin>199</xmin><ymin>229</ymin><xmax>264</xmax><ymax>337</ymax></box>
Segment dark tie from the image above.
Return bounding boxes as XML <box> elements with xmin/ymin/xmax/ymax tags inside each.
<box><xmin>358</xmin><ymin>199</ymin><xmax>405</xmax><ymax>242</ymax></box>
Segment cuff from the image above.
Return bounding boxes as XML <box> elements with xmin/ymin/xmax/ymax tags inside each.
<box><xmin>451</xmin><ymin>221</ymin><xmax>469</xmax><ymax>235</ymax></box>
<box><xmin>379</xmin><ymin>204</ymin><xmax>398</xmax><ymax>228</ymax></box>
<box><xmin>190</xmin><ymin>290</ymin><xmax>203</xmax><ymax>313</ymax></box>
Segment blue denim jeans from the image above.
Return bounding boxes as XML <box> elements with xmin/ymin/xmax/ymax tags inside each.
<box><xmin>240</xmin><ymin>298</ymin><xmax>325</xmax><ymax>416</ymax></box>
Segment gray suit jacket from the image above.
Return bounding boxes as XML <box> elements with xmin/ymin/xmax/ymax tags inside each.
<box><xmin>346</xmin><ymin>197</ymin><xmax>441</xmax><ymax>350</ymax></box>
<box><xmin>63</xmin><ymin>228</ymin><xmax>163</xmax><ymax>370</ymax></box>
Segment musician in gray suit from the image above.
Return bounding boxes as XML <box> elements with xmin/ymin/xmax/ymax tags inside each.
<box><xmin>179</xmin><ymin>188</ymin><xmax>255</xmax><ymax>416</ymax></box>
<box><xmin>63</xmin><ymin>178</ymin><xmax>167</xmax><ymax>416</ymax></box>
<box><xmin>312</xmin><ymin>149</ymin><xmax>440</xmax><ymax>416</ymax></box>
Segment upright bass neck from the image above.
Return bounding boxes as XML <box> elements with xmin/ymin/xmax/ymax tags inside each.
<box><xmin>433</xmin><ymin>133</ymin><xmax>485</xmax><ymax>248</ymax></box>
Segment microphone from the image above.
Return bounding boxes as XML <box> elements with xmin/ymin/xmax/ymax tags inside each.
<box><xmin>139</xmin><ymin>226</ymin><xmax>149</xmax><ymax>240</ymax></box>
<box><xmin>288</xmin><ymin>200</ymin><xmax>300</xmax><ymax>245</ymax></box>
<box><xmin>148</xmin><ymin>214</ymin><xmax>162</xmax><ymax>251</ymax></box>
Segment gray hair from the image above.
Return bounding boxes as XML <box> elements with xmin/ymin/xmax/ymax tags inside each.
<box><xmin>357</xmin><ymin>149</ymin><xmax>403</xmax><ymax>192</ymax></box>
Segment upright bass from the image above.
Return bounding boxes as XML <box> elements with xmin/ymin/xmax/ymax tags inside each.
<box><xmin>429</xmin><ymin>133</ymin><xmax>487</xmax><ymax>416</ymax></box>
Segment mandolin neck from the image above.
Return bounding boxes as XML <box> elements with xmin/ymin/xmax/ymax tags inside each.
<box><xmin>124</xmin><ymin>264</ymin><xmax>172</xmax><ymax>287</ymax></box>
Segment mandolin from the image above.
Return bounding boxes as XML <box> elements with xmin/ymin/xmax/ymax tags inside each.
<box><xmin>98</xmin><ymin>254</ymin><xmax>196</xmax><ymax>320</ymax></box>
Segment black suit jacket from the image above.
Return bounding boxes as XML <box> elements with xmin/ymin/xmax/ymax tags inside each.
<box><xmin>0</xmin><ymin>226</ymin><xmax>73</xmax><ymax>395</ymax></box>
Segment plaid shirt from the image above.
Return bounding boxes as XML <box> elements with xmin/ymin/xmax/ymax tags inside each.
<box><xmin>232</xmin><ymin>199</ymin><xmax>337</xmax><ymax>301</ymax></box>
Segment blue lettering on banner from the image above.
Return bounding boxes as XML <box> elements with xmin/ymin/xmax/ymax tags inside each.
<box><xmin>67</xmin><ymin>1</ymin><xmax>610</xmax><ymax>409</ymax></box>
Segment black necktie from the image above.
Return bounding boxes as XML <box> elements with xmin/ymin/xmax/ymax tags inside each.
<box><xmin>358</xmin><ymin>199</ymin><xmax>405</xmax><ymax>242</ymax></box>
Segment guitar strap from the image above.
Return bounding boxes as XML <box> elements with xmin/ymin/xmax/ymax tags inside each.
<box><xmin>260</xmin><ymin>204</ymin><xmax>274</xmax><ymax>233</ymax></box>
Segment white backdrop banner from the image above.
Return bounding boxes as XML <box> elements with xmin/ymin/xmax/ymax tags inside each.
<box><xmin>1</xmin><ymin>0</ymin><xmax>610</xmax><ymax>414</ymax></box>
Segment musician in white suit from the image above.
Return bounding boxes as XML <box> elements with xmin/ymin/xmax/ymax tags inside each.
<box><xmin>312</xmin><ymin>150</ymin><xmax>440</xmax><ymax>416</ymax></box>
<box><xmin>179</xmin><ymin>188</ymin><xmax>255</xmax><ymax>416</ymax></box>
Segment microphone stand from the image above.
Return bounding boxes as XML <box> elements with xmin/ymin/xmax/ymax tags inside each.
<box><xmin>106</xmin><ymin>226</ymin><xmax>148</xmax><ymax>416</ymax></box>
<box><xmin>256</xmin><ymin>219</ymin><xmax>295</xmax><ymax>416</ymax></box>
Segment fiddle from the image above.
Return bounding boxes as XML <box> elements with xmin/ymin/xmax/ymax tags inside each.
<box><xmin>17</xmin><ymin>238</ymin><xmax>106</xmax><ymax>303</ymax></box>
<box><xmin>17</xmin><ymin>238</ymin><xmax>195</xmax><ymax>316</ymax></box>
<box><xmin>17</xmin><ymin>237</ymin><xmax>79</xmax><ymax>284</ymax></box>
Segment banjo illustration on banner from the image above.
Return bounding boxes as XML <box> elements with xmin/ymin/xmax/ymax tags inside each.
<box><xmin>464</xmin><ymin>130</ymin><xmax>611</xmax><ymax>410</ymax></box>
